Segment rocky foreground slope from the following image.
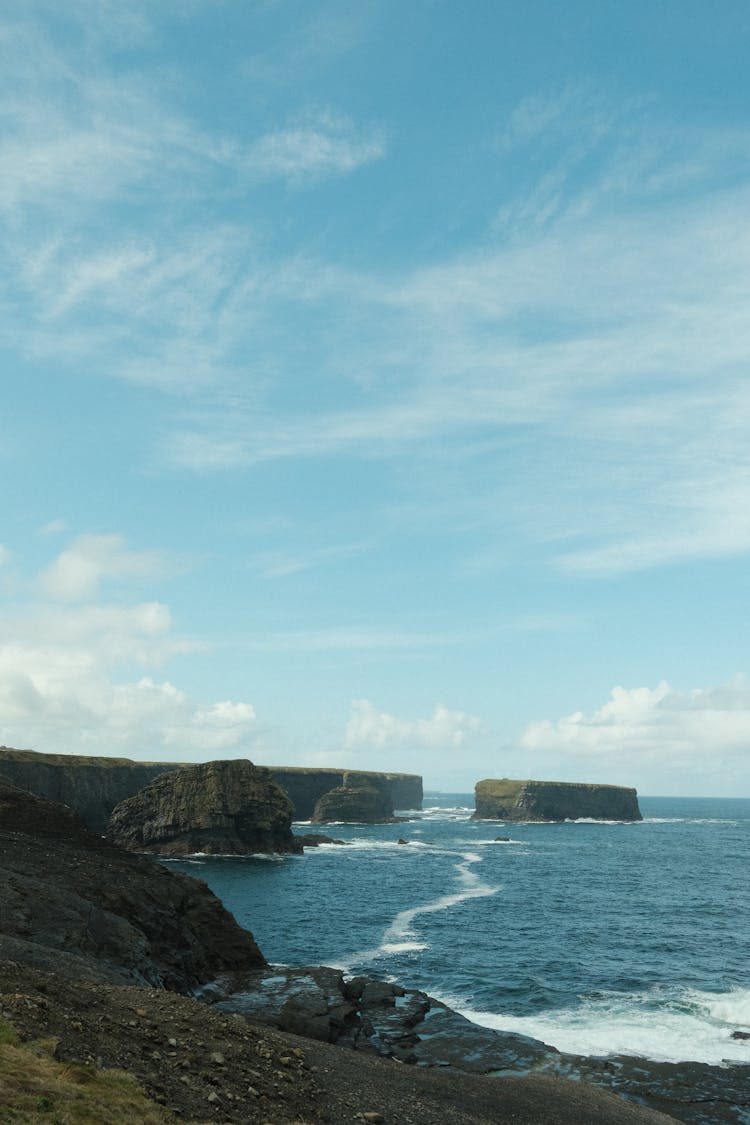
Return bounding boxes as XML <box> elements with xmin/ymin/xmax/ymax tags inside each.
<box><xmin>0</xmin><ymin>777</ymin><xmax>685</xmax><ymax>1124</ymax></box>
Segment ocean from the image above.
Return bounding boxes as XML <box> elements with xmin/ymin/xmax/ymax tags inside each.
<box><xmin>169</xmin><ymin>794</ymin><xmax>750</xmax><ymax>1068</ymax></box>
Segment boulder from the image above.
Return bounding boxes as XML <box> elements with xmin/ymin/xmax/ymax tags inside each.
<box><xmin>107</xmin><ymin>759</ymin><xmax>303</xmax><ymax>855</ymax></box>
<box><xmin>311</xmin><ymin>771</ymin><xmax>400</xmax><ymax>824</ymax></box>
<box><xmin>473</xmin><ymin>779</ymin><xmax>642</xmax><ymax>822</ymax></box>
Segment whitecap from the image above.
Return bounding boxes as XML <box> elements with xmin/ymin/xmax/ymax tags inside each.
<box><xmin>445</xmin><ymin>986</ymin><xmax>750</xmax><ymax>1065</ymax></box>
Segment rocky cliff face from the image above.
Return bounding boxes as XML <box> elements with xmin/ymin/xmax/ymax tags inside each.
<box><xmin>270</xmin><ymin>767</ymin><xmax>422</xmax><ymax>818</ymax></box>
<box><xmin>311</xmin><ymin>771</ymin><xmax>399</xmax><ymax>824</ymax></box>
<box><xmin>0</xmin><ymin>746</ymin><xmax>179</xmax><ymax>834</ymax></box>
<box><xmin>0</xmin><ymin>747</ymin><xmax>423</xmax><ymax>831</ymax></box>
<box><xmin>0</xmin><ymin>779</ymin><xmax>265</xmax><ymax>989</ymax></box>
<box><xmin>473</xmin><ymin>779</ymin><xmax>642</xmax><ymax>822</ymax></box>
<box><xmin>107</xmin><ymin>759</ymin><xmax>302</xmax><ymax>855</ymax></box>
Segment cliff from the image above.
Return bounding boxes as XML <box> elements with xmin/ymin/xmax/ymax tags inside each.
<box><xmin>311</xmin><ymin>771</ymin><xmax>400</xmax><ymax>824</ymax></box>
<box><xmin>270</xmin><ymin>766</ymin><xmax>422</xmax><ymax>818</ymax></box>
<box><xmin>0</xmin><ymin>746</ymin><xmax>179</xmax><ymax>834</ymax></box>
<box><xmin>107</xmin><ymin>758</ymin><xmax>302</xmax><ymax>855</ymax></box>
<box><xmin>0</xmin><ymin>778</ymin><xmax>265</xmax><ymax>989</ymax></box>
<box><xmin>473</xmin><ymin>779</ymin><xmax>642</xmax><ymax>822</ymax></box>
<box><xmin>0</xmin><ymin>747</ymin><xmax>423</xmax><ymax>831</ymax></box>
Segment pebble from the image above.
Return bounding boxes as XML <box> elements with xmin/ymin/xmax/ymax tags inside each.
<box><xmin>362</xmin><ymin>1114</ymin><xmax>385</xmax><ymax>1123</ymax></box>
<box><xmin>207</xmin><ymin>1090</ymin><xmax>220</xmax><ymax>1104</ymax></box>
<box><xmin>210</xmin><ymin>1050</ymin><xmax>226</xmax><ymax>1065</ymax></box>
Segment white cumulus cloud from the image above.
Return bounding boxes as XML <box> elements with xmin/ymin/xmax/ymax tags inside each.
<box><xmin>345</xmin><ymin>699</ymin><xmax>485</xmax><ymax>751</ymax></box>
<box><xmin>0</xmin><ymin>531</ymin><xmax>263</xmax><ymax>760</ymax></box>
<box><xmin>38</xmin><ymin>533</ymin><xmax>167</xmax><ymax>602</ymax></box>
<box><xmin>520</xmin><ymin>677</ymin><xmax>750</xmax><ymax>779</ymax></box>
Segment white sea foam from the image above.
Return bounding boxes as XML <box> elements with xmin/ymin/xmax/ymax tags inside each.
<box><xmin>692</xmin><ymin>986</ymin><xmax>750</xmax><ymax>1027</ymax></box>
<box><xmin>339</xmin><ymin>848</ymin><xmax>499</xmax><ymax>968</ymax></box>
<box><xmin>448</xmin><ymin>986</ymin><xmax>750</xmax><ymax>1065</ymax></box>
<box><xmin>377</xmin><ymin>850</ymin><xmax>497</xmax><ymax>953</ymax></box>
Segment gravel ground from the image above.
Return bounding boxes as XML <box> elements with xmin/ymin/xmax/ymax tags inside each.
<box><xmin>0</xmin><ymin>960</ymin><xmax>678</xmax><ymax>1125</ymax></box>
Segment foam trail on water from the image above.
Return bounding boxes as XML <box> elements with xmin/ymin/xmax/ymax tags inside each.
<box><xmin>378</xmin><ymin>850</ymin><xmax>497</xmax><ymax>954</ymax></box>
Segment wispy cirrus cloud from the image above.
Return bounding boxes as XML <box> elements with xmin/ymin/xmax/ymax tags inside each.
<box><xmin>245</xmin><ymin>110</ymin><xmax>385</xmax><ymax>182</ymax></box>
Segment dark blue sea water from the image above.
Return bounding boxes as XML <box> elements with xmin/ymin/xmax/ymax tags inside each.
<box><xmin>168</xmin><ymin>795</ymin><xmax>750</xmax><ymax>1065</ymax></box>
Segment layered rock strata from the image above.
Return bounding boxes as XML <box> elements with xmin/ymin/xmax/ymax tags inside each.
<box><xmin>473</xmin><ymin>779</ymin><xmax>642</xmax><ymax>822</ymax></box>
<box><xmin>107</xmin><ymin>759</ymin><xmax>302</xmax><ymax>855</ymax></box>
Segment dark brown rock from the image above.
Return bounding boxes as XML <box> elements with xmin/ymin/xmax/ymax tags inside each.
<box><xmin>107</xmin><ymin>759</ymin><xmax>302</xmax><ymax>856</ymax></box>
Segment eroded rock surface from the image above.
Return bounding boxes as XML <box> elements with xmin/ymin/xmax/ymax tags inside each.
<box><xmin>107</xmin><ymin>759</ymin><xmax>302</xmax><ymax>856</ymax></box>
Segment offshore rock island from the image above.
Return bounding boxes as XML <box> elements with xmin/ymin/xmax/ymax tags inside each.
<box><xmin>473</xmin><ymin>778</ymin><xmax>643</xmax><ymax>822</ymax></box>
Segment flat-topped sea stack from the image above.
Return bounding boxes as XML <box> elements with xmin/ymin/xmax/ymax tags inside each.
<box><xmin>473</xmin><ymin>779</ymin><xmax>642</xmax><ymax>822</ymax></box>
<box><xmin>311</xmin><ymin>771</ymin><xmax>401</xmax><ymax>824</ymax></box>
<box><xmin>107</xmin><ymin>758</ymin><xmax>302</xmax><ymax>855</ymax></box>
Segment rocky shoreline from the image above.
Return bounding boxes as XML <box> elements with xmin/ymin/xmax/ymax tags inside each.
<box><xmin>0</xmin><ymin>775</ymin><xmax>746</xmax><ymax>1123</ymax></box>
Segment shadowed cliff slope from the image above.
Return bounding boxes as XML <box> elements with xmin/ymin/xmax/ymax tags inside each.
<box><xmin>0</xmin><ymin>778</ymin><xmax>265</xmax><ymax>989</ymax></box>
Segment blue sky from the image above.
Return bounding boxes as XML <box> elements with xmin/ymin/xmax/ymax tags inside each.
<box><xmin>3</xmin><ymin>1</ymin><xmax>750</xmax><ymax>796</ymax></box>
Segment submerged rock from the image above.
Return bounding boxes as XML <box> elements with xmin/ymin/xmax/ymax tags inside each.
<box><xmin>107</xmin><ymin>759</ymin><xmax>303</xmax><ymax>856</ymax></box>
<box><xmin>473</xmin><ymin>779</ymin><xmax>642</xmax><ymax>822</ymax></box>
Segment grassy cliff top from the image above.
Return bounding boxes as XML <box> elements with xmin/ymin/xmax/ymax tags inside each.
<box><xmin>269</xmin><ymin>766</ymin><xmax>421</xmax><ymax>780</ymax></box>
<box><xmin>0</xmin><ymin>747</ymin><xmax>184</xmax><ymax>768</ymax></box>
<box><xmin>0</xmin><ymin>748</ymin><xmax>420</xmax><ymax>781</ymax></box>
<box><xmin>475</xmin><ymin>778</ymin><xmax>637</xmax><ymax>794</ymax></box>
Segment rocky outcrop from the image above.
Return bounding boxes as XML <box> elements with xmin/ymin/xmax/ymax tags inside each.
<box><xmin>311</xmin><ymin>771</ymin><xmax>401</xmax><ymax>824</ymax></box>
<box><xmin>0</xmin><ymin>746</ymin><xmax>179</xmax><ymax>834</ymax></box>
<box><xmin>270</xmin><ymin>766</ymin><xmax>423</xmax><ymax>818</ymax></box>
<box><xmin>107</xmin><ymin>758</ymin><xmax>302</xmax><ymax>856</ymax></box>
<box><xmin>0</xmin><ymin>779</ymin><xmax>265</xmax><ymax>989</ymax></box>
<box><xmin>213</xmin><ymin>966</ymin><xmax>553</xmax><ymax>1071</ymax></box>
<box><xmin>473</xmin><ymin>779</ymin><xmax>642</xmax><ymax>822</ymax></box>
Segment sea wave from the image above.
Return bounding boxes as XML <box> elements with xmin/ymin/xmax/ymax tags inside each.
<box><xmin>447</xmin><ymin>985</ymin><xmax>750</xmax><ymax>1065</ymax></box>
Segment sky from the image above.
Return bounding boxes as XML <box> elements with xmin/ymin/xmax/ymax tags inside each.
<box><xmin>3</xmin><ymin>1</ymin><xmax>750</xmax><ymax>796</ymax></box>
